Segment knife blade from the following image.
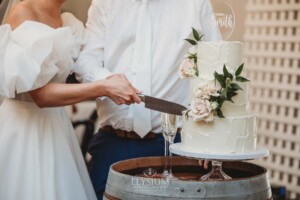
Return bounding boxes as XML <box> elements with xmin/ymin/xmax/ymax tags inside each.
<box><xmin>137</xmin><ymin>94</ymin><xmax>187</xmax><ymax>116</ymax></box>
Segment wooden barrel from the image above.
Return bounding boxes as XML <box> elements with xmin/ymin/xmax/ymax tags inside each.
<box><xmin>104</xmin><ymin>157</ymin><xmax>272</xmax><ymax>200</ymax></box>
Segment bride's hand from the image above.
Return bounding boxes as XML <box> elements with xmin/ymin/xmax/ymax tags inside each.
<box><xmin>103</xmin><ymin>74</ymin><xmax>142</xmax><ymax>105</ymax></box>
<box><xmin>198</xmin><ymin>160</ymin><xmax>209</xmax><ymax>169</ymax></box>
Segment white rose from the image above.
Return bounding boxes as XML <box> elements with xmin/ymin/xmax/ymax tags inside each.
<box><xmin>210</xmin><ymin>102</ymin><xmax>219</xmax><ymax>110</ymax></box>
<box><xmin>186</xmin><ymin>68</ymin><xmax>197</xmax><ymax>77</ymax></box>
<box><xmin>194</xmin><ymin>88</ymin><xmax>204</xmax><ymax>98</ymax></box>
<box><xmin>194</xmin><ymin>85</ymin><xmax>220</xmax><ymax>99</ymax></box>
<box><xmin>203</xmin><ymin>86</ymin><xmax>220</xmax><ymax>98</ymax></box>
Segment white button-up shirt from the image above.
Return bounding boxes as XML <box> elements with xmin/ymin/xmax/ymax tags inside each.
<box><xmin>74</xmin><ymin>0</ymin><xmax>221</xmax><ymax>133</ymax></box>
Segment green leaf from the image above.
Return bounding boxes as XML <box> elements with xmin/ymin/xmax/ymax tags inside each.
<box><xmin>185</xmin><ymin>110</ymin><xmax>190</xmax><ymax>120</ymax></box>
<box><xmin>188</xmin><ymin>55</ymin><xmax>197</xmax><ymax>60</ymax></box>
<box><xmin>199</xmin><ymin>34</ymin><xmax>205</xmax><ymax>41</ymax></box>
<box><xmin>216</xmin><ymin>109</ymin><xmax>225</xmax><ymax>118</ymax></box>
<box><xmin>229</xmin><ymin>88</ymin><xmax>239</xmax><ymax>92</ymax></box>
<box><xmin>214</xmin><ymin>72</ymin><xmax>226</xmax><ymax>88</ymax></box>
<box><xmin>228</xmin><ymin>98</ymin><xmax>234</xmax><ymax>103</ymax></box>
<box><xmin>230</xmin><ymin>83</ymin><xmax>243</xmax><ymax>91</ymax></box>
<box><xmin>217</xmin><ymin>99</ymin><xmax>225</xmax><ymax>109</ymax></box>
<box><xmin>184</xmin><ymin>39</ymin><xmax>197</xmax><ymax>45</ymax></box>
<box><xmin>192</xmin><ymin>28</ymin><xmax>200</xmax><ymax>41</ymax></box>
<box><xmin>223</xmin><ymin>65</ymin><xmax>229</xmax><ymax>78</ymax></box>
<box><xmin>226</xmin><ymin>77</ymin><xmax>232</xmax><ymax>87</ymax></box>
<box><xmin>210</xmin><ymin>96</ymin><xmax>219</xmax><ymax>102</ymax></box>
<box><xmin>223</xmin><ymin>65</ymin><xmax>234</xmax><ymax>80</ymax></box>
<box><xmin>221</xmin><ymin>88</ymin><xmax>228</xmax><ymax>98</ymax></box>
<box><xmin>236</xmin><ymin>76</ymin><xmax>250</xmax><ymax>82</ymax></box>
<box><xmin>235</xmin><ymin>63</ymin><xmax>244</xmax><ymax>77</ymax></box>
<box><xmin>227</xmin><ymin>91</ymin><xmax>238</xmax><ymax>101</ymax></box>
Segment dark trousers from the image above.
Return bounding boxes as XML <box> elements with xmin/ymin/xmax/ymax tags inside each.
<box><xmin>88</xmin><ymin>128</ymin><xmax>181</xmax><ymax>200</ymax></box>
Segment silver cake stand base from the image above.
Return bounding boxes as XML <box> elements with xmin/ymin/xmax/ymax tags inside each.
<box><xmin>170</xmin><ymin>143</ymin><xmax>269</xmax><ymax>181</ymax></box>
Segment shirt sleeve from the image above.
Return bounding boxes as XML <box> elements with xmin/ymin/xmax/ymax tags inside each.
<box><xmin>73</xmin><ymin>0</ymin><xmax>113</xmax><ymax>83</ymax></box>
<box><xmin>198</xmin><ymin>0</ymin><xmax>222</xmax><ymax>42</ymax></box>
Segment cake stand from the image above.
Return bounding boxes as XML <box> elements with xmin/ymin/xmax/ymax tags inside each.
<box><xmin>170</xmin><ymin>143</ymin><xmax>269</xmax><ymax>181</ymax></box>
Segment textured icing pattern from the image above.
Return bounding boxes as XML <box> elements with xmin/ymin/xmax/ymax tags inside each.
<box><xmin>181</xmin><ymin>113</ymin><xmax>257</xmax><ymax>154</ymax></box>
<box><xmin>197</xmin><ymin>42</ymin><xmax>244</xmax><ymax>80</ymax></box>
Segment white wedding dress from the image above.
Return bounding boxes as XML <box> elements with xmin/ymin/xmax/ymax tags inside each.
<box><xmin>0</xmin><ymin>13</ymin><xmax>97</xmax><ymax>200</ymax></box>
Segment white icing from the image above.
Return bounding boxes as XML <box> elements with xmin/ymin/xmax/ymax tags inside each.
<box><xmin>197</xmin><ymin>41</ymin><xmax>244</xmax><ymax>80</ymax></box>
<box><xmin>181</xmin><ymin>112</ymin><xmax>257</xmax><ymax>154</ymax></box>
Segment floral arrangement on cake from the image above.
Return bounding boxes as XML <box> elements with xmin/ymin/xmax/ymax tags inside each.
<box><xmin>178</xmin><ymin>28</ymin><xmax>202</xmax><ymax>79</ymax></box>
<box><xmin>179</xmin><ymin>28</ymin><xmax>249</xmax><ymax>122</ymax></box>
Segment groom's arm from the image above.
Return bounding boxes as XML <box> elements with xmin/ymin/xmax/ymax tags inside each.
<box><xmin>74</xmin><ymin>0</ymin><xmax>113</xmax><ymax>83</ymax></box>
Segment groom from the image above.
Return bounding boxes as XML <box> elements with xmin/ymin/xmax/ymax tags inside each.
<box><xmin>75</xmin><ymin>0</ymin><xmax>221</xmax><ymax>199</ymax></box>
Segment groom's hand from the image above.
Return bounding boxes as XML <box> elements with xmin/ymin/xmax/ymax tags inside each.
<box><xmin>105</xmin><ymin>74</ymin><xmax>142</xmax><ymax>105</ymax></box>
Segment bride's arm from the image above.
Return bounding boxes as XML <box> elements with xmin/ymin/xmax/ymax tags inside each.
<box><xmin>30</xmin><ymin>74</ymin><xmax>141</xmax><ymax>108</ymax></box>
<box><xmin>5</xmin><ymin>4</ymin><xmax>141</xmax><ymax>108</ymax></box>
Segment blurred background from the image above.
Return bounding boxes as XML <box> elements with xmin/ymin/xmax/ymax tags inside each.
<box><xmin>0</xmin><ymin>0</ymin><xmax>299</xmax><ymax>199</ymax></box>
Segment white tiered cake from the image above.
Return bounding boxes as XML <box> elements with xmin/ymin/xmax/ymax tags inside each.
<box><xmin>180</xmin><ymin>42</ymin><xmax>257</xmax><ymax>154</ymax></box>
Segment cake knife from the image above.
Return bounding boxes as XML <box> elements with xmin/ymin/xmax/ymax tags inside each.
<box><xmin>137</xmin><ymin>94</ymin><xmax>187</xmax><ymax>116</ymax></box>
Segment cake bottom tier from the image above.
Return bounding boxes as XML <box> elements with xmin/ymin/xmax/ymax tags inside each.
<box><xmin>181</xmin><ymin>114</ymin><xmax>257</xmax><ymax>154</ymax></box>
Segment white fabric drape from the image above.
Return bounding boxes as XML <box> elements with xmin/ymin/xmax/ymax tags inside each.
<box><xmin>0</xmin><ymin>0</ymin><xmax>20</xmax><ymax>105</ymax></box>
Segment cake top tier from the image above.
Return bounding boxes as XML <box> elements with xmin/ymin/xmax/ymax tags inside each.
<box><xmin>197</xmin><ymin>41</ymin><xmax>244</xmax><ymax>80</ymax></box>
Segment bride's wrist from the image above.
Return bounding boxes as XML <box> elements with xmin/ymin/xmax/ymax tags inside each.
<box><xmin>95</xmin><ymin>79</ymin><xmax>110</xmax><ymax>98</ymax></box>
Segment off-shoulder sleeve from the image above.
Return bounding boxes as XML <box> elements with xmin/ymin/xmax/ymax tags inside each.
<box><xmin>0</xmin><ymin>22</ymin><xmax>74</xmax><ymax>98</ymax></box>
<box><xmin>61</xmin><ymin>12</ymin><xmax>87</xmax><ymax>60</ymax></box>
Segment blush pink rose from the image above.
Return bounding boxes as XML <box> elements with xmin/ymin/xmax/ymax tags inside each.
<box><xmin>178</xmin><ymin>59</ymin><xmax>197</xmax><ymax>79</ymax></box>
<box><xmin>189</xmin><ymin>98</ymin><xmax>213</xmax><ymax>122</ymax></box>
<box><xmin>202</xmin><ymin>86</ymin><xmax>220</xmax><ymax>99</ymax></box>
<box><xmin>194</xmin><ymin>85</ymin><xmax>220</xmax><ymax>100</ymax></box>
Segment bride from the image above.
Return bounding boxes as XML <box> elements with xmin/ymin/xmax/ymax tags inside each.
<box><xmin>0</xmin><ymin>0</ymin><xmax>141</xmax><ymax>199</ymax></box>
